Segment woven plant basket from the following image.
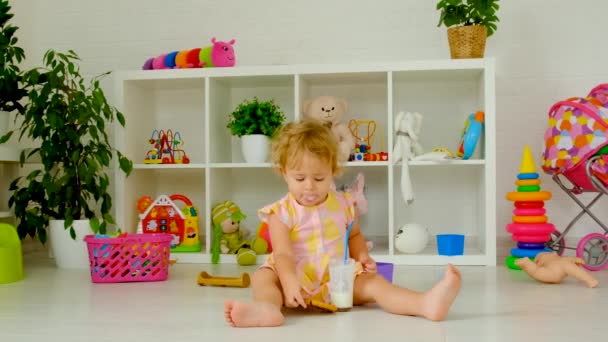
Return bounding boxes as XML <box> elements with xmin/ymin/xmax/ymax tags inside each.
<box><xmin>447</xmin><ymin>25</ymin><xmax>487</xmax><ymax>59</ymax></box>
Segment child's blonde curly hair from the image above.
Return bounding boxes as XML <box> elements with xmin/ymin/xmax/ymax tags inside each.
<box><xmin>271</xmin><ymin>120</ymin><xmax>342</xmax><ymax>175</ymax></box>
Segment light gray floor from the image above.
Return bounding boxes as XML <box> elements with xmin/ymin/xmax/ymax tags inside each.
<box><xmin>1</xmin><ymin>253</ymin><xmax>606</xmax><ymax>342</ymax></box>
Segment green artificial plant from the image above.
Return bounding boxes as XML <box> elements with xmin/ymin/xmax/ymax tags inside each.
<box><xmin>227</xmin><ymin>97</ymin><xmax>286</xmax><ymax>138</ymax></box>
<box><xmin>0</xmin><ymin>49</ymin><xmax>133</xmax><ymax>244</ymax></box>
<box><xmin>436</xmin><ymin>0</ymin><xmax>500</xmax><ymax>36</ymax></box>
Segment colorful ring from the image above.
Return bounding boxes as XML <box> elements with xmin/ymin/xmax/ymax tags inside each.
<box><xmin>515</xmin><ymin>179</ymin><xmax>541</xmax><ymax>186</ymax></box>
<box><xmin>513</xmin><ymin>234</ymin><xmax>551</xmax><ymax>243</ymax></box>
<box><xmin>517</xmin><ymin>185</ymin><xmax>541</xmax><ymax>192</ymax></box>
<box><xmin>514</xmin><ymin>201</ymin><xmax>545</xmax><ymax>209</ymax></box>
<box><xmin>518</xmin><ymin>242</ymin><xmax>546</xmax><ymax>249</ymax></box>
<box><xmin>513</xmin><ymin>208</ymin><xmax>546</xmax><ymax>216</ymax></box>
<box><xmin>517</xmin><ymin>173</ymin><xmax>539</xmax><ymax>180</ymax></box>
<box><xmin>511</xmin><ymin>247</ymin><xmax>552</xmax><ymax>258</ymax></box>
<box><xmin>512</xmin><ymin>215</ymin><xmax>548</xmax><ymax>223</ymax></box>
<box><xmin>507</xmin><ymin>223</ymin><xmax>555</xmax><ymax>235</ymax></box>
<box><xmin>505</xmin><ymin>255</ymin><xmax>532</xmax><ymax>270</ymax></box>
<box><xmin>506</xmin><ymin>191</ymin><xmax>551</xmax><ymax>202</ymax></box>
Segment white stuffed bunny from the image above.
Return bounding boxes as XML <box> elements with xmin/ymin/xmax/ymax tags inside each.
<box><xmin>393</xmin><ymin>111</ymin><xmax>423</xmax><ymax>205</ymax></box>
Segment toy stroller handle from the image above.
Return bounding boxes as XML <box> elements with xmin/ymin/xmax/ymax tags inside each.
<box><xmin>548</xmin><ymin>100</ymin><xmax>608</xmax><ymax>130</ymax></box>
<box><xmin>169</xmin><ymin>194</ymin><xmax>193</xmax><ymax>206</ymax></box>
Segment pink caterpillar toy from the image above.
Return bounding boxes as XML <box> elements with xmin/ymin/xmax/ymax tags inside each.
<box><xmin>142</xmin><ymin>37</ymin><xmax>236</xmax><ymax>70</ymax></box>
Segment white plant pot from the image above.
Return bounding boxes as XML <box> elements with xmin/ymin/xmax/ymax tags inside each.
<box><xmin>241</xmin><ymin>134</ymin><xmax>270</xmax><ymax>163</ymax></box>
<box><xmin>48</xmin><ymin>220</ymin><xmax>92</xmax><ymax>269</ymax></box>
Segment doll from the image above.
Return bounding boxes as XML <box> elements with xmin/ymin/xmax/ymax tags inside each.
<box><xmin>515</xmin><ymin>252</ymin><xmax>598</xmax><ymax>288</ymax></box>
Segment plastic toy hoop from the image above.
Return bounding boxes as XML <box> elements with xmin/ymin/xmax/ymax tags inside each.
<box><xmin>457</xmin><ymin>111</ymin><xmax>484</xmax><ymax>160</ymax></box>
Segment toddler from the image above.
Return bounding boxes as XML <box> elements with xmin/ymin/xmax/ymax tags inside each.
<box><xmin>224</xmin><ymin>120</ymin><xmax>461</xmax><ymax>327</ymax></box>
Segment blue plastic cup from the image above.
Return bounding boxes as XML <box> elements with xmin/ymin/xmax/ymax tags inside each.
<box><xmin>436</xmin><ymin>234</ymin><xmax>465</xmax><ymax>256</ymax></box>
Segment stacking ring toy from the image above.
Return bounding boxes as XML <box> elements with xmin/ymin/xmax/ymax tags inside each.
<box><xmin>511</xmin><ymin>247</ymin><xmax>553</xmax><ymax>258</ymax></box>
<box><xmin>505</xmin><ymin>255</ymin><xmax>533</xmax><ymax>270</ymax></box>
<box><xmin>513</xmin><ymin>234</ymin><xmax>551</xmax><ymax>243</ymax></box>
<box><xmin>507</xmin><ymin>223</ymin><xmax>555</xmax><ymax>235</ymax></box>
<box><xmin>506</xmin><ymin>191</ymin><xmax>551</xmax><ymax>201</ymax></box>
<box><xmin>513</xmin><ymin>207</ymin><xmax>546</xmax><ymax>216</ymax></box>
<box><xmin>518</xmin><ymin>242</ymin><xmax>546</xmax><ymax>249</ymax></box>
<box><xmin>515</xmin><ymin>179</ymin><xmax>541</xmax><ymax>186</ymax></box>
<box><xmin>514</xmin><ymin>201</ymin><xmax>544</xmax><ymax>209</ymax></box>
<box><xmin>512</xmin><ymin>215</ymin><xmax>548</xmax><ymax>223</ymax></box>
<box><xmin>517</xmin><ymin>173</ymin><xmax>539</xmax><ymax>180</ymax></box>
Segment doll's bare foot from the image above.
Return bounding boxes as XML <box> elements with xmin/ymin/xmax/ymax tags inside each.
<box><xmin>224</xmin><ymin>300</ymin><xmax>284</xmax><ymax>327</ymax></box>
<box><xmin>423</xmin><ymin>264</ymin><xmax>462</xmax><ymax>321</ymax></box>
<box><xmin>587</xmin><ymin>278</ymin><xmax>599</xmax><ymax>288</ymax></box>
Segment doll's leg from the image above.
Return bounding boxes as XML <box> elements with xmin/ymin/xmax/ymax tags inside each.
<box><xmin>561</xmin><ymin>262</ymin><xmax>599</xmax><ymax>288</ymax></box>
<box><xmin>225</xmin><ymin>268</ymin><xmax>285</xmax><ymax>327</ymax></box>
<box><xmin>515</xmin><ymin>258</ymin><xmax>565</xmax><ymax>283</ymax></box>
<box><xmin>353</xmin><ymin>264</ymin><xmax>461</xmax><ymax>321</ymax></box>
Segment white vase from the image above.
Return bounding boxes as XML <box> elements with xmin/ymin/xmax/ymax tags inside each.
<box><xmin>48</xmin><ymin>220</ymin><xmax>92</xmax><ymax>269</ymax></box>
<box><xmin>241</xmin><ymin>134</ymin><xmax>270</xmax><ymax>163</ymax></box>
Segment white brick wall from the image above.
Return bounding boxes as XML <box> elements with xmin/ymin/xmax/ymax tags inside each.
<box><xmin>10</xmin><ymin>0</ymin><xmax>608</xmax><ymax>257</ymax></box>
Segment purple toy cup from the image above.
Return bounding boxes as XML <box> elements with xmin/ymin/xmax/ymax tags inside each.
<box><xmin>377</xmin><ymin>262</ymin><xmax>394</xmax><ymax>283</ymax></box>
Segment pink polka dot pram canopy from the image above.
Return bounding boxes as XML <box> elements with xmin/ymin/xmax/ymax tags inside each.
<box><xmin>542</xmin><ymin>84</ymin><xmax>608</xmax><ymax>191</ymax></box>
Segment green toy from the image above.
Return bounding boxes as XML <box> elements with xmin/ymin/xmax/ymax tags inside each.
<box><xmin>0</xmin><ymin>223</ymin><xmax>24</xmax><ymax>284</ymax></box>
<box><xmin>211</xmin><ymin>201</ymin><xmax>268</xmax><ymax>265</ymax></box>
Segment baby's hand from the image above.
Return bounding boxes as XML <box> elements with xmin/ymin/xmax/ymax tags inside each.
<box><xmin>359</xmin><ymin>254</ymin><xmax>377</xmax><ymax>273</ymax></box>
<box><xmin>283</xmin><ymin>280</ymin><xmax>307</xmax><ymax>309</ymax></box>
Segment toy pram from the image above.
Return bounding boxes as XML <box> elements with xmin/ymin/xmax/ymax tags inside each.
<box><xmin>541</xmin><ymin>84</ymin><xmax>608</xmax><ymax>271</ymax></box>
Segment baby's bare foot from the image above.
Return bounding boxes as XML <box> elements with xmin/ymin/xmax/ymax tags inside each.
<box><xmin>224</xmin><ymin>299</ymin><xmax>284</xmax><ymax>327</ymax></box>
<box><xmin>423</xmin><ymin>264</ymin><xmax>461</xmax><ymax>321</ymax></box>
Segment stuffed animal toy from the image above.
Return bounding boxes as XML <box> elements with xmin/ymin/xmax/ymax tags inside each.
<box><xmin>334</xmin><ymin>172</ymin><xmax>368</xmax><ymax>216</ymax></box>
<box><xmin>395</xmin><ymin>223</ymin><xmax>429</xmax><ymax>254</ymax></box>
<box><xmin>142</xmin><ymin>37</ymin><xmax>236</xmax><ymax>70</ymax></box>
<box><xmin>211</xmin><ymin>200</ymin><xmax>267</xmax><ymax>265</ymax></box>
<box><xmin>515</xmin><ymin>252</ymin><xmax>599</xmax><ymax>288</ymax></box>
<box><xmin>393</xmin><ymin>111</ymin><xmax>424</xmax><ymax>205</ymax></box>
<box><xmin>303</xmin><ymin>96</ymin><xmax>356</xmax><ymax>162</ymax></box>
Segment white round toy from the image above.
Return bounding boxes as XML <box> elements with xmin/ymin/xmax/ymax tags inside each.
<box><xmin>395</xmin><ymin>223</ymin><xmax>430</xmax><ymax>254</ymax></box>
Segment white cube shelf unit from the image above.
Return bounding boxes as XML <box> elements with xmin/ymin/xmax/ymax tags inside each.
<box><xmin>113</xmin><ymin>58</ymin><xmax>496</xmax><ymax>266</ymax></box>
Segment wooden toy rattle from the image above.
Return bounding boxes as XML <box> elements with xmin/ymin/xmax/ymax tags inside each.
<box><xmin>197</xmin><ymin>271</ymin><xmax>251</xmax><ymax>288</ymax></box>
<box><xmin>303</xmin><ymin>298</ymin><xmax>338</xmax><ymax>313</ymax></box>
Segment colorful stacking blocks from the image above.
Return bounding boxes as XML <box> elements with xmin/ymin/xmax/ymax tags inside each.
<box><xmin>505</xmin><ymin>145</ymin><xmax>555</xmax><ymax>270</ymax></box>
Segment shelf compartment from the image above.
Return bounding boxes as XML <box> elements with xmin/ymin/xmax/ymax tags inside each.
<box><xmin>392</xmin><ymin>69</ymin><xmax>486</xmax><ymax>160</ymax></box>
<box><xmin>123</xmin><ymin>168</ymin><xmax>206</xmax><ymax>252</ymax></box>
<box><xmin>120</xmin><ymin>78</ymin><xmax>206</xmax><ymax>166</ymax></box>
<box><xmin>298</xmin><ymin>71</ymin><xmax>390</xmax><ymax>157</ymax></box>
<box><xmin>337</xmin><ymin>167</ymin><xmax>389</xmax><ymax>245</ymax></box>
<box><xmin>391</xmin><ymin>165</ymin><xmax>487</xmax><ymax>256</ymax></box>
<box><xmin>207</xmin><ymin>75</ymin><xmax>296</xmax><ymax>164</ymax></box>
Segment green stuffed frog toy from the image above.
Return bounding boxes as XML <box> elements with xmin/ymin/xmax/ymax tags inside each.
<box><xmin>211</xmin><ymin>200</ymin><xmax>268</xmax><ymax>265</ymax></box>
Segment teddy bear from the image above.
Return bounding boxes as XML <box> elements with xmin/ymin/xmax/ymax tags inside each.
<box><xmin>303</xmin><ymin>95</ymin><xmax>356</xmax><ymax>162</ymax></box>
<box><xmin>393</xmin><ymin>111</ymin><xmax>424</xmax><ymax>205</ymax></box>
<box><xmin>211</xmin><ymin>200</ymin><xmax>268</xmax><ymax>265</ymax></box>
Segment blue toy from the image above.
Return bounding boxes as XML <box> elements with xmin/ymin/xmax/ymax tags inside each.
<box><xmin>457</xmin><ymin>111</ymin><xmax>485</xmax><ymax>160</ymax></box>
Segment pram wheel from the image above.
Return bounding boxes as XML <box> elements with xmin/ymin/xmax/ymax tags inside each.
<box><xmin>576</xmin><ymin>233</ymin><xmax>608</xmax><ymax>271</ymax></box>
<box><xmin>546</xmin><ymin>231</ymin><xmax>566</xmax><ymax>256</ymax></box>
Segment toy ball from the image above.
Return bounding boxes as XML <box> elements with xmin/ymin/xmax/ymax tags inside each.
<box><xmin>395</xmin><ymin>223</ymin><xmax>430</xmax><ymax>254</ymax></box>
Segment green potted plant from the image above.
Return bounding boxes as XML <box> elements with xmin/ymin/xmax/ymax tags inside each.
<box><xmin>436</xmin><ymin>0</ymin><xmax>500</xmax><ymax>59</ymax></box>
<box><xmin>227</xmin><ymin>97</ymin><xmax>286</xmax><ymax>163</ymax></box>
<box><xmin>0</xmin><ymin>49</ymin><xmax>133</xmax><ymax>268</ymax></box>
<box><xmin>0</xmin><ymin>0</ymin><xmax>27</xmax><ymax>135</ymax></box>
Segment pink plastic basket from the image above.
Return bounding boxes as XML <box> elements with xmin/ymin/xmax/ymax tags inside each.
<box><xmin>84</xmin><ymin>234</ymin><xmax>172</xmax><ymax>283</ymax></box>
